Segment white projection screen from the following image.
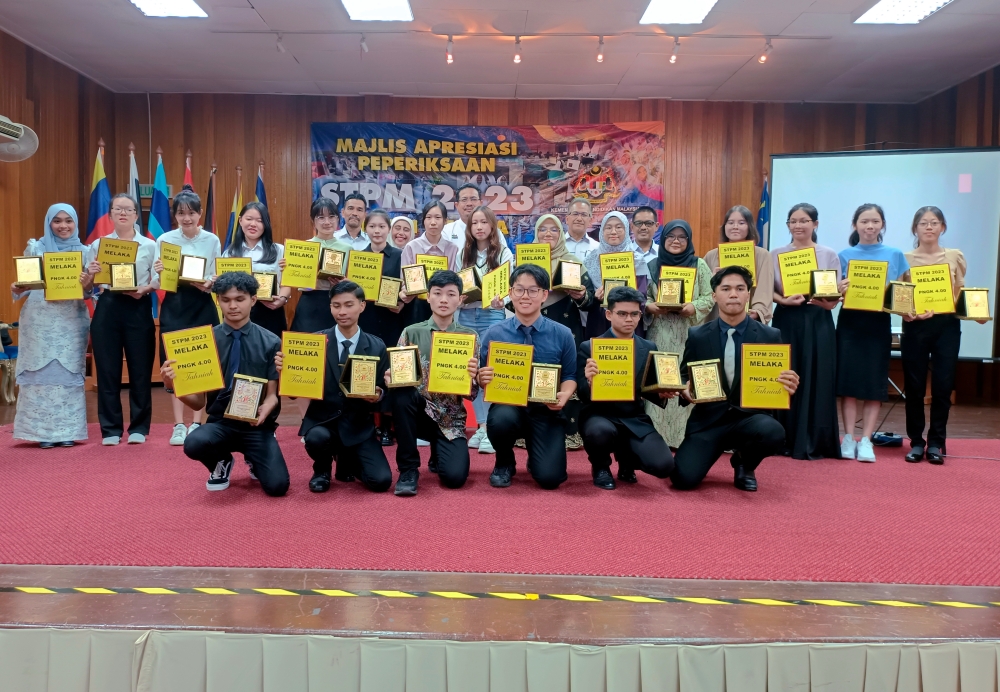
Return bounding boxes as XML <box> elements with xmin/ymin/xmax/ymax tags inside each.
<box><xmin>770</xmin><ymin>149</ymin><xmax>1000</xmax><ymax>360</ymax></box>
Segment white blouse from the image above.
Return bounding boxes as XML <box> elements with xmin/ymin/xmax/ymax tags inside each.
<box><xmin>86</xmin><ymin>231</ymin><xmax>159</xmax><ymax>287</ymax></box>
<box><xmin>223</xmin><ymin>242</ymin><xmax>284</xmax><ymax>284</ymax></box>
<box><xmin>154</xmin><ymin>228</ymin><xmax>221</xmax><ymax>286</ymax></box>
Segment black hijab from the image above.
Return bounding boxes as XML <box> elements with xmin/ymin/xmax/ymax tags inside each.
<box><xmin>650</xmin><ymin>219</ymin><xmax>697</xmax><ymax>278</ymax></box>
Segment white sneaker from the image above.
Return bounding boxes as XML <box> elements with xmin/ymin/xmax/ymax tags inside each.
<box><xmin>478</xmin><ymin>434</ymin><xmax>496</xmax><ymax>454</ymax></box>
<box><xmin>840</xmin><ymin>435</ymin><xmax>857</xmax><ymax>460</ymax></box>
<box><xmin>188</xmin><ymin>422</ymin><xmax>201</xmax><ymax>435</ymax></box>
<box><xmin>127</xmin><ymin>433</ymin><xmax>145</xmax><ymax>444</ymax></box>
<box><xmin>169</xmin><ymin>424</ymin><xmax>187</xmax><ymax>446</ymax></box>
<box><xmin>856</xmin><ymin>437</ymin><xmax>876</xmax><ymax>463</ymax></box>
<box><xmin>102</xmin><ymin>436</ymin><xmax>121</xmax><ymax>446</ymax></box>
<box><xmin>468</xmin><ymin>427</ymin><xmax>485</xmax><ymax>449</ymax></box>
<box><xmin>417</xmin><ymin>438</ymin><xmax>430</xmax><ymax>447</ymax></box>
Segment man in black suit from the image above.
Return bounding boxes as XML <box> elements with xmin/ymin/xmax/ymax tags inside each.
<box><xmin>670</xmin><ymin>266</ymin><xmax>799</xmax><ymax>492</ymax></box>
<box><xmin>282</xmin><ymin>280</ymin><xmax>393</xmax><ymax>494</ymax></box>
<box><xmin>577</xmin><ymin>286</ymin><xmax>674</xmax><ymax>489</ymax></box>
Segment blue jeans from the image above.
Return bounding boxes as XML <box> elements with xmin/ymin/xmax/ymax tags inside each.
<box><xmin>457</xmin><ymin>307</ymin><xmax>508</xmax><ymax>426</ymax></box>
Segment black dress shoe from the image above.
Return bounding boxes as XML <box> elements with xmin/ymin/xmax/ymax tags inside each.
<box><xmin>39</xmin><ymin>441</ymin><xmax>56</xmax><ymax>449</ymax></box>
<box><xmin>593</xmin><ymin>468</ymin><xmax>616</xmax><ymax>490</ymax></box>
<box><xmin>394</xmin><ymin>469</ymin><xmax>419</xmax><ymax>496</ymax></box>
<box><xmin>309</xmin><ymin>473</ymin><xmax>331</xmax><ymax>493</ymax></box>
<box><xmin>927</xmin><ymin>447</ymin><xmax>945</xmax><ymax>465</ymax></box>
<box><xmin>734</xmin><ymin>465</ymin><xmax>758</xmax><ymax>492</ymax></box>
<box><xmin>377</xmin><ymin>428</ymin><xmax>394</xmax><ymax>447</ymax></box>
<box><xmin>428</xmin><ymin>457</ymin><xmax>439</xmax><ymax>474</ymax></box>
<box><xmin>905</xmin><ymin>446</ymin><xmax>925</xmax><ymax>463</ymax></box>
<box><xmin>617</xmin><ymin>468</ymin><xmax>638</xmax><ymax>484</ymax></box>
<box><xmin>56</xmin><ymin>441</ymin><xmax>75</xmax><ymax>447</ymax></box>
<box><xmin>489</xmin><ymin>466</ymin><xmax>512</xmax><ymax>488</ymax></box>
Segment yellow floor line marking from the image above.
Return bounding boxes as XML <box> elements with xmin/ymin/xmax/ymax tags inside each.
<box><xmin>676</xmin><ymin>597</ymin><xmax>730</xmax><ymax>605</ymax></box>
<box><xmin>931</xmin><ymin>601</ymin><xmax>987</xmax><ymax>608</ymax></box>
<box><xmin>254</xmin><ymin>588</ymin><xmax>299</xmax><ymax>596</ymax></box>
<box><xmin>313</xmin><ymin>589</ymin><xmax>357</xmax><ymax>597</ymax></box>
<box><xmin>869</xmin><ymin>600</ymin><xmax>925</xmax><ymax>607</ymax></box>
<box><xmin>430</xmin><ymin>591</ymin><xmax>477</xmax><ymax>599</ymax></box>
<box><xmin>549</xmin><ymin>594</ymin><xmax>602</xmax><ymax>602</ymax></box>
<box><xmin>741</xmin><ymin>598</ymin><xmax>795</xmax><ymax>606</ymax></box>
<box><xmin>134</xmin><ymin>588</ymin><xmax>177</xmax><ymax>595</ymax></box>
<box><xmin>194</xmin><ymin>587</ymin><xmax>237</xmax><ymax>595</ymax></box>
<box><xmin>371</xmin><ymin>590</ymin><xmax>418</xmax><ymax>598</ymax></box>
<box><xmin>805</xmin><ymin>599</ymin><xmax>862</xmax><ymax>607</ymax></box>
<box><xmin>74</xmin><ymin>587</ymin><xmax>116</xmax><ymax>594</ymax></box>
<box><xmin>16</xmin><ymin>587</ymin><xmax>56</xmax><ymax>594</ymax></box>
<box><xmin>488</xmin><ymin>592</ymin><xmax>530</xmax><ymax>599</ymax></box>
<box><xmin>612</xmin><ymin>595</ymin><xmax>665</xmax><ymax>603</ymax></box>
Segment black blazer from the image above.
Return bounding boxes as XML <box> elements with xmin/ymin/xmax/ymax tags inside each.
<box><xmin>680</xmin><ymin>317</ymin><xmax>785</xmax><ymax>435</ymax></box>
<box><xmin>298</xmin><ymin>328</ymin><xmax>389</xmax><ymax>447</ymax></box>
<box><xmin>576</xmin><ymin>330</ymin><xmax>667</xmax><ymax>439</ymax></box>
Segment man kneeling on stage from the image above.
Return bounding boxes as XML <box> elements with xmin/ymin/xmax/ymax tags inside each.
<box><xmin>161</xmin><ymin>271</ymin><xmax>289</xmax><ymax>496</ymax></box>
<box><xmin>670</xmin><ymin>266</ymin><xmax>799</xmax><ymax>492</ymax></box>
<box><xmin>577</xmin><ymin>286</ymin><xmax>674</xmax><ymax>489</ymax></box>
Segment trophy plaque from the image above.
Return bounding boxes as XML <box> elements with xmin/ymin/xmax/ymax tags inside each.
<box><xmin>223</xmin><ymin>373</ymin><xmax>267</xmax><ymax>423</ymax></box>
<box><xmin>317</xmin><ymin>248</ymin><xmax>347</xmax><ymax>279</ymax></box>
<box><xmin>457</xmin><ymin>266</ymin><xmax>483</xmax><ymax>302</ymax></box>
<box><xmin>386</xmin><ymin>345</ymin><xmax>422</xmax><ymax>387</ymax></box>
<box><xmin>527</xmin><ymin>363</ymin><xmax>561</xmax><ymax>404</ymax></box>
<box><xmin>656</xmin><ymin>279</ymin><xmax>684</xmax><ymax>309</ymax></box>
<box><xmin>254</xmin><ymin>272</ymin><xmax>277</xmax><ymax>300</ymax></box>
<box><xmin>109</xmin><ymin>263</ymin><xmax>137</xmax><ymax>291</ymax></box>
<box><xmin>178</xmin><ymin>255</ymin><xmax>207</xmax><ymax>283</ymax></box>
<box><xmin>376</xmin><ymin>276</ymin><xmax>403</xmax><ymax>307</ymax></box>
<box><xmin>957</xmin><ymin>288</ymin><xmax>992</xmax><ymax>321</ymax></box>
<box><xmin>640</xmin><ymin>351</ymin><xmax>686</xmax><ymax>393</ymax></box>
<box><xmin>883</xmin><ymin>281</ymin><xmax>916</xmax><ymax>315</ymax></box>
<box><xmin>601</xmin><ymin>279</ymin><xmax>628</xmax><ymax>307</ymax></box>
<box><xmin>402</xmin><ymin>264</ymin><xmax>429</xmax><ymax>295</ymax></box>
<box><xmin>688</xmin><ymin>359</ymin><xmax>728</xmax><ymax>403</ymax></box>
<box><xmin>809</xmin><ymin>269</ymin><xmax>841</xmax><ymax>299</ymax></box>
<box><xmin>14</xmin><ymin>256</ymin><xmax>45</xmax><ymax>288</ymax></box>
<box><xmin>552</xmin><ymin>261</ymin><xmax>584</xmax><ymax>291</ymax></box>
<box><xmin>339</xmin><ymin>354</ymin><xmax>380</xmax><ymax>398</ymax></box>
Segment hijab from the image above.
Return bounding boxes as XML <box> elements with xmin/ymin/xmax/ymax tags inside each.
<box><xmin>535</xmin><ymin>214</ymin><xmax>587</xmax><ymax>308</ymax></box>
<box><xmin>583</xmin><ymin>210</ymin><xmax>650</xmax><ymax>284</ymax></box>
<box><xmin>654</xmin><ymin>219</ymin><xmax>697</xmax><ymax>269</ymax></box>
<box><xmin>390</xmin><ymin>216</ymin><xmax>416</xmax><ymax>248</ymax></box>
<box><xmin>36</xmin><ymin>203</ymin><xmax>84</xmax><ymax>255</ymax></box>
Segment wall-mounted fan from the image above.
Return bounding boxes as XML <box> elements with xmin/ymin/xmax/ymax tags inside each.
<box><xmin>0</xmin><ymin>116</ymin><xmax>39</xmax><ymax>162</ymax></box>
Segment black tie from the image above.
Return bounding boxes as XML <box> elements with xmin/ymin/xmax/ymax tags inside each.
<box><xmin>340</xmin><ymin>339</ymin><xmax>351</xmax><ymax>364</ymax></box>
<box><xmin>224</xmin><ymin>330</ymin><xmax>242</xmax><ymax>389</ymax></box>
<box><xmin>519</xmin><ymin>324</ymin><xmax>534</xmax><ymax>345</ymax></box>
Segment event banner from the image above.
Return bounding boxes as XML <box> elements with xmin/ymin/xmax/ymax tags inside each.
<box><xmin>279</xmin><ymin>332</ymin><xmax>326</xmax><ymax>399</ymax></box>
<box><xmin>427</xmin><ymin>332</ymin><xmax>477</xmax><ymax>396</ymax></box>
<box><xmin>93</xmin><ymin>238</ymin><xmax>138</xmax><ymax>285</ymax></box>
<box><xmin>911</xmin><ymin>263</ymin><xmax>955</xmax><ymax>314</ymax></box>
<box><xmin>159</xmin><ymin>242</ymin><xmax>181</xmax><ymax>292</ymax></box>
<box><xmin>590</xmin><ymin>338</ymin><xmax>634</xmax><ymax>402</ymax></box>
<box><xmin>311</xmin><ymin>122</ymin><xmax>665</xmax><ymax>246</ymax></box>
<box><xmin>842</xmin><ymin>260</ymin><xmax>889</xmax><ymax>312</ymax></box>
<box><xmin>43</xmin><ymin>251</ymin><xmax>84</xmax><ymax>301</ymax></box>
<box><xmin>161</xmin><ymin>325</ymin><xmax>225</xmax><ymax>397</ymax></box>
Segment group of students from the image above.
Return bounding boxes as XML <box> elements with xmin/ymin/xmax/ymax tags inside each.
<box><xmin>10</xmin><ymin>185</ymin><xmax>974</xmax><ymax>496</ymax></box>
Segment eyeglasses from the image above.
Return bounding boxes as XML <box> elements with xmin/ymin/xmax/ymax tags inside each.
<box><xmin>664</xmin><ymin>234</ymin><xmax>687</xmax><ymax>243</ymax></box>
<box><xmin>567</xmin><ymin>211</ymin><xmax>591</xmax><ymax>218</ymax></box>
<box><xmin>633</xmin><ymin>220</ymin><xmax>656</xmax><ymax>228</ymax></box>
<box><xmin>111</xmin><ymin>207</ymin><xmax>136</xmax><ymax>214</ymax></box>
<box><xmin>510</xmin><ymin>286</ymin><xmax>543</xmax><ymax>298</ymax></box>
<box><xmin>917</xmin><ymin>221</ymin><xmax>942</xmax><ymax>229</ymax></box>
<box><xmin>725</xmin><ymin>220</ymin><xmax>748</xmax><ymax>227</ymax></box>
<box><xmin>613</xmin><ymin>310</ymin><xmax>642</xmax><ymax>319</ymax></box>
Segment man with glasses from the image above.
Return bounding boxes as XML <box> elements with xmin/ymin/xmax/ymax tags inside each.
<box><xmin>577</xmin><ymin>286</ymin><xmax>674</xmax><ymax>489</ymax></box>
<box><xmin>631</xmin><ymin>206</ymin><xmax>659</xmax><ymax>265</ymax></box>
<box><xmin>334</xmin><ymin>192</ymin><xmax>370</xmax><ymax>251</ymax></box>
<box><xmin>564</xmin><ymin>197</ymin><xmax>600</xmax><ymax>261</ymax></box>
<box><xmin>477</xmin><ymin>264</ymin><xmax>577</xmax><ymax>489</ymax></box>
<box><xmin>442</xmin><ymin>183</ymin><xmax>481</xmax><ymax>255</ymax></box>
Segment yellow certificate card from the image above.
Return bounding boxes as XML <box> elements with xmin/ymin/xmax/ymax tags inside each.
<box><xmin>717</xmin><ymin>241</ymin><xmax>756</xmax><ymax>286</ymax></box>
<box><xmin>215</xmin><ymin>257</ymin><xmax>252</xmax><ymax>275</ymax></box>
<box><xmin>43</xmin><ymin>252</ymin><xmax>84</xmax><ymax>301</ymax></box>
<box><xmin>161</xmin><ymin>325</ymin><xmax>225</xmax><ymax>397</ymax></box>
<box><xmin>658</xmin><ymin>266</ymin><xmax>698</xmax><ymax>303</ymax></box>
<box><xmin>777</xmin><ymin>247</ymin><xmax>818</xmax><ymax>296</ymax></box>
<box><xmin>279</xmin><ymin>331</ymin><xmax>326</xmax><ymax>399</ymax></box>
<box><xmin>484</xmin><ymin>341</ymin><xmax>533</xmax><ymax>406</ymax></box>
<box><xmin>590</xmin><ymin>338</ymin><xmax>635</xmax><ymax>402</ymax></box>
<box><xmin>94</xmin><ymin>238</ymin><xmax>139</xmax><ymax>285</ymax></box>
<box><xmin>911</xmin><ymin>263</ymin><xmax>955</xmax><ymax>314</ymax></box>
<box><xmin>346</xmin><ymin>250</ymin><xmax>384</xmax><ymax>300</ymax></box>
<box><xmin>516</xmin><ymin>243</ymin><xmax>551</xmax><ymax>275</ymax></box>
<box><xmin>428</xmin><ymin>331</ymin><xmax>477</xmax><ymax>396</ymax></box>
<box><xmin>599</xmin><ymin>252</ymin><xmax>637</xmax><ymax>288</ymax></box>
<box><xmin>740</xmin><ymin>343</ymin><xmax>791</xmax><ymax>410</ymax></box>
<box><xmin>282</xmin><ymin>239</ymin><xmax>321</xmax><ymax>289</ymax></box>
<box><xmin>843</xmin><ymin>260</ymin><xmax>888</xmax><ymax>312</ymax></box>
<box><xmin>481</xmin><ymin>262</ymin><xmax>510</xmax><ymax>306</ymax></box>
<box><xmin>415</xmin><ymin>253</ymin><xmax>450</xmax><ymax>300</ymax></box>
<box><xmin>159</xmin><ymin>242</ymin><xmax>181</xmax><ymax>292</ymax></box>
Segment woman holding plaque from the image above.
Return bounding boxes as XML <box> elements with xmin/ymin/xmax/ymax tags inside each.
<box><xmin>10</xmin><ymin>204</ymin><xmax>93</xmax><ymax>448</ymax></box>
<box><xmin>390</xmin><ymin>216</ymin><xmax>416</xmax><ymax>250</ymax></box>
<box><xmin>901</xmin><ymin>206</ymin><xmax>967</xmax><ymax>465</ymax></box>
<box><xmin>398</xmin><ymin>200</ymin><xmax>460</xmax><ymax>327</ymax></box>
<box><xmin>703</xmin><ymin>205</ymin><xmax>774</xmax><ymax>323</ymax></box>
<box><xmin>643</xmin><ymin>219</ymin><xmax>714</xmax><ymax>447</ymax></box>
<box><xmin>835</xmin><ymin>204</ymin><xmax>909</xmax><ymax>463</ymax></box>
<box><xmin>289</xmin><ymin>198</ymin><xmax>352</xmax><ymax>335</ymax></box>
<box><xmin>153</xmin><ymin>190</ymin><xmax>221</xmax><ymax>447</ymax></box>
<box><xmin>583</xmin><ymin>211</ymin><xmax>651</xmax><ymax>338</ymax></box>
<box><xmin>223</xmin><ymin>201</ymin><xmax>290</xmax><ymax>337</ymax></box>
<box><xmin>770</xmin><ymin>203</ymin><xmax>841</xmax><ymax>460</ymax></box>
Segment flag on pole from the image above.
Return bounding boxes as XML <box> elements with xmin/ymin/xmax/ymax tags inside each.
<box><xmin>126</xmin><ymin>143</ymin><xmax>144</xmax><ymax>238</ymax></box>
<box><xmin>85</xmin><ymin>140</ymin><xmax>113</xmax><ymax>243</ymax></box>
<box><xmin>254</xmin><ymin>161</ymin><xmax>268</xmax><ymax>207</ymax></box>
<box><xmin>183</xmin><ymin>150</ymin><xmax>194</xmax><ymax>191</ymax></box>
<box><xmin>148</xmin><ymin>148</ymin><xmax>171</xmax><ymax>239</ymax></box>
<box><xmin>756</xmin><ymin>174</ymin><xmax>770</xmax><ymax>248</ymax></box>
<box><xmin>205</xmin><ymin>164</ymin><xmax>218</xmax><ymax>239</ymax></box>
<box><xmin>224</xmin><ymin>166</ymin><xmax>243</xmax><ymax>251</ymax></box>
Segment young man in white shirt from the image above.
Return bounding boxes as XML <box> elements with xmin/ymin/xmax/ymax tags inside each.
<box><xmin>334</xmin><ymin>192</ymin><xmax>370</xmax><ymax>251</ymax></box>
<box><xmin>442</xmin><ymin>183</ymin><xmax>481</xmax><ymax>255</ymax></box>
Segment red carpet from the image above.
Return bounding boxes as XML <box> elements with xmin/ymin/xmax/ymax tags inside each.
<box><xmin>1</xmin><ymin>423</ymin><xmax>999</xmax><ymax>585</ymax></box>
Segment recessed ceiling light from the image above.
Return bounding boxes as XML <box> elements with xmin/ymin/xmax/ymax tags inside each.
<box><xmin>855</xmin><ymin>0</ymin><xmax>954</xmax><ymax>24</ymax></box>
<box><xmin>640</xmin><ymin>0</ymin><xmax>718</xmax><ymax>25</ymax></box>
<box><xmin>341</xmin><ymin>0</ymin><xmax>413</xmax><ymax>22</ymax></box>
<box><xmin>129</xmin><ymin>0</ymin><xmax>207</xmax><ymax>17</ymax></box>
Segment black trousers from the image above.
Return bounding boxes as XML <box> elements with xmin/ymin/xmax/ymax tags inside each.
<box><xmin>671</xmin><ymin>410</ymin><xmax>786</xmax><ymax>490</ymax></box>
<box><xmin>901</xmin><ymin>314</ymin><xmax>961</xmax><ymax>449</ymax></box>
<box><xmin>91</xmin><ymin>292</ymin><xmax>155</xmax><ymax>438</ymax></box>
<box><xmin>581</xmin><ymin>416</ymin><xmax>674</xmax><ymax>478</ymax></box>
<box><xmin>184</xmin><ymin>421</ymin><xmax>290</xmax><ymax>497</ymax></box>
<box><xmin>304</xmin><ymin>424</ymin><xmax>392</xmax><ymax>492</ymax></box>
<box><xmin>392</xmin><ymin>388</ymin><xmax>469</xmax><ymax>488</ymax></box>
<box><xmin>487</xmin><ymin>404</ymin><xmax>567</xmax><ymax>489</ymax></box>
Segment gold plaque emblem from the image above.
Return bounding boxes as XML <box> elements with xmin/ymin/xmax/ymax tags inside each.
<box><xmin>386</xmin><ymin>346</ymin><xmax>422</xmax><ymax>387</ymax></box>
<box><xmin>883</xmin><ymin>281</ymin><xmax>916</xmax><ymax>315</ymax></box>
<box><xmin>601</xmin><ymin>279</ymin><xmax>628</xmax><ymax>307</ymax></box>
<box><xmin>527</xmin><ymin>363</ymin><xmax>561</xmax><ymax>403</ymax></box>
<box><xmin>254</xmin><ymin>272</ymin><xmax>277</xmax><ymax>300</ymax></box>
<box><xmin>14</xmin><ymin>256</ymin><xmax>45</xmax><ymax>288</ymax></box>
<box><xmin>179</xmin><ymin>255</ymin><xmax>207</xmax><ymax>283</ymax></box>
<box><xmin>457</xmin><ymin>266</ymin><xmax>482</xmax><ymax>301</ymax></box>
<box><xmin>318</xmin><ymin>248</ymin><xmax>346</xmax><ymax>278</ymax></box>
<box><xmin>957</xmin><ymin>288</ymin><xmax>992</xmax><ymax>321</ymax></box>
<box><xmin>641</xmin><ymin>351</ymin><xmax>685</xmax><ymax>392</ymax></box>
<box><xmin>377</xmin><ymin>276</ymin><xmax>403</xmax><ymax>307</ymax></box>
<box><xmin>552</xmin><ymin>261</ymin><xmax>583</xmax><ymax>291</ymax></box>
<box><xmin>109</xmin><ymin>263</ymin><xmax>137</xmax><ymax>291</ymax></box>
<box><xmin>810</xmin><ymin>269</ymin><xmax>841</xmax><ymax>299</ymax></box>
<box><xmin>656</xmin><ymin>279</ymin><xmax>684</xmax><ymax>308</ymax></box>
<box><xmin>688</xmin><ymin>359</ymin><xmax>727</xmax><ymax>403</ymax></box>
<box><xmin>402</xmin><ymin>264</ymin><xmax>429</xmax><ymax>295</ymax></box>
<box><xmin>223</xmin><ymin>374</ymin><xmax>266</xmax><ymax>423</ymax></box>
<box><xmin>339</xmin><ymin>354</ymin><xmax>380</xmax><ymax>398</ymax></box>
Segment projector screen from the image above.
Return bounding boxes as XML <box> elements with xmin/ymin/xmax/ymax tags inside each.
<box><xmin>770</xmin><ymin>149</ymin><xmax>1000</xmax><ymax>360</ymax></box>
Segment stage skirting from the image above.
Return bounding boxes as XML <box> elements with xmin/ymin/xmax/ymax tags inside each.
<box><xmin>2</xmin><ymin>629</ymin><xmax>999</xmax><ymax>692</ymax></box>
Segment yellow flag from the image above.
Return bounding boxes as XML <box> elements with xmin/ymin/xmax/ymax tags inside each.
<box><xmin>279</xmin><ymin>331</ymin><xmax>327</xmax><ymax>399</ymax></box>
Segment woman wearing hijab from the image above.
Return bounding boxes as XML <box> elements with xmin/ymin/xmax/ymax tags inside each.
<box><xmin>10</xmin><ymin>204</ymin><xmax>94</xmax><ymax>448</ymax></box>
<box><xmin>584</xmin><ymin>211</ymin><xmax>651</xmax><ymax>338</ymax></box>
<box><xmin>390</xmin><ymin>216</ymin><xmax>416</xmax><ymax>250</ymax></box>
<box><xmin>644</xmin><ymin>219</ymin><xmax>715</xmax><ymax>447</ymax></box>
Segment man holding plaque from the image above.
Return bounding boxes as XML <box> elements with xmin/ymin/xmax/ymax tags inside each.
<box><xmin>577</xmin><ymin>286</ymin><xmax>674</xmax><ymax>490</ymax></box>
<box><xmin>391</xmin><ymin>271</ymin><xmax>480</xmax><ymax>495</ymax></box>
<box><xmin>477</xmin><ymin>264</ymin><xmax>578</xmax><ymax>490</ymax></box>
<box><xmin>161</xmin><ymin>272</ymin><xmax>289</xmax><ymax>496</ymax></box>
<box><xmin>670</xmin><ymin>266</ymin><xmax>799</xmax><ymax>492</ymax></box>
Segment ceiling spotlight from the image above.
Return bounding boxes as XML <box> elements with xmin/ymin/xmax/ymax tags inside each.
<box><xmin>758</xmin><ymin>39</ymin><xmax>772</xmax><ymax>63</ymax></box>
<box><xmin>597</xmin><ymin>36</ymin><xmax>604</xmax><ymax>63</ymax></box>
<box><xmin>360</xmin><ymin>34</ymin><xmax>369</xmax><ymax>53</ymax></box>
<box><xmin>276</xmin><ymin>34</ymin><xmax>286</xmax><ymax>53</ymax></box>
<box><xmin>446</xmin><ymin>35</ymin><xmax>453</xmax><ymax>64</ymax></box>
<box><xmin>513</xmin><ymin>36</ymin><xmax>522</xmax><ymax>64</ymax></box>
<box><xmin>669</xmin><ymin>37</ymin><xmax>680</xmax><ymax>64</ymax></box>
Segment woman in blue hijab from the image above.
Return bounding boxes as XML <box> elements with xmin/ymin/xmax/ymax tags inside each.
<box><xmin>11</xmin><ymin>203</ymin><xmax>94</xmax><ymax>447</ymax></box>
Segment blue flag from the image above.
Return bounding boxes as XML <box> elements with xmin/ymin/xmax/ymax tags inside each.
<box><xmin>254</xmin><ymin>164</ymin><xmax>268</xmax><ymax>207</ymax></box>
<box><xmin>756</xmin><ymin>175</ymin><xmax>770</xmax><ymax>248</ymax></box>
<box><xmin>148</xmin><ymin>155</ymin><xmax>171</xmax><ymax>239</ymax></box>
